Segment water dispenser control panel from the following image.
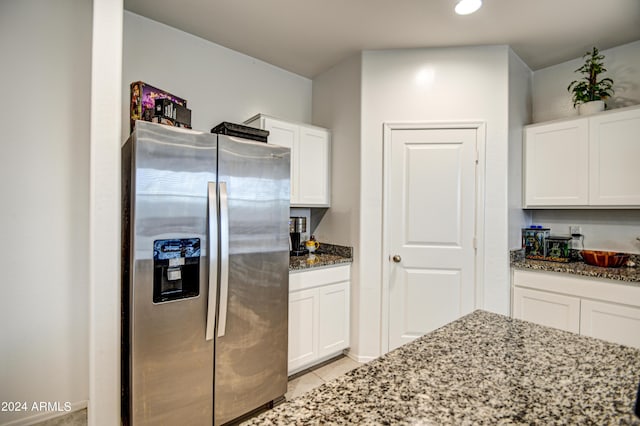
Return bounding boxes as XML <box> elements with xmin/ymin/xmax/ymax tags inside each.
<box><xmin>153</xmin><ymin>238</ymin><xmax>200</xmax><ymax>303</ymax></box>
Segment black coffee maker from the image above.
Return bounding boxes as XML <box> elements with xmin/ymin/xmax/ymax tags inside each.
<box><xmin>289</xmin><ymin>217</ymin><xmax>307</xmax><ymax>256</ymax></box>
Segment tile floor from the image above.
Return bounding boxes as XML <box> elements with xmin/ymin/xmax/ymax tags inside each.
<box><xmin>36</xmin><ymin>409</ymin><xmax>86</xmax><ymax>426</ymax></box>
<box><xmin>285</xmin><ymin>356</ymin><xmax>363</xmax><ymax>400</ymax></box>
<box><xmin>34</xmin><ymin>356</ymin><xmax>363</xmax><ymax>425</ymax></box>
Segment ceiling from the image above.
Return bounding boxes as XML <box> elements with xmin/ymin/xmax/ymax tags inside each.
<box><xmin>124</xmin><ymin>0</ymin><xmax>640</xmax><ymax>79</ymax></box>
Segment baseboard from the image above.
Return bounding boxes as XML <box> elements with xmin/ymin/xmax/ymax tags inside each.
<box><xmin>1</xmin><ymin>400</ymin><xmax>88</xmax><ymax>426</ymax></box>
<box><xmin>344</xmin><ymin>350</ymin><xmax>377</xmax><ymax>364</ymax></box>
<box><xmin>287</xmin><ymin>352</ymin><xmax>346</xmax><ymax>378</ymax></box>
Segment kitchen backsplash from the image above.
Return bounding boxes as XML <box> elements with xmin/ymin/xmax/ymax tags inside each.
<box><xmin>290</xmin><ymin>207</ymin><xmax>329</xmax><ymax>243</ymax></box>
<box><xmin>529</xmin><ymin>210</ymin><xmax>640</xmax><ymax>254</ymax></box>
<box><xmin>317</xmin><ymin>242</ymin><xmax>353</xmax><ymax>258</ymax></box>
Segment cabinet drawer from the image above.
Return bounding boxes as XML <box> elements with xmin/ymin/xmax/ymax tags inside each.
<box><xmin>289</xmin><ymin>265</ymin><xmax>350</xmax><ymax>291</ymax></box>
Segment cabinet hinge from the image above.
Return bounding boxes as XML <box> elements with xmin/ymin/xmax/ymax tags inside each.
<box><xmin>473</xmin><ymin>237</ymin><xmax>478</xmax><ymax>250</ymax></box>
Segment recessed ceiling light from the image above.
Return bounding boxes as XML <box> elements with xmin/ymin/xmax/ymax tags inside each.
<box><xmin>455</xmin><ymin>0</ymin><xmax>482</xmax><ymax>15</ymax></box>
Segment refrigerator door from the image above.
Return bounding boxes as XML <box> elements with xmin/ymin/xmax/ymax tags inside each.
<box><xmin>126</xmin><ymin>122</ymin><xmax>217</xmax><ymax>425</ymax></box>
<box><xmin>214</xmin><ymin>135</ymin><xmax>290</xmax><ymax>425</ymax></box>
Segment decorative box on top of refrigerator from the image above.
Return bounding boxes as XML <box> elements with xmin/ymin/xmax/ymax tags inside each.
<box><xmin>129</xmin><ymin>81</ymin><xmax>188</xmax><ymax>132</ymax></box>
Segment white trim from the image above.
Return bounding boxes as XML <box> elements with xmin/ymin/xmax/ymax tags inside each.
<box><xmin>89</xmin><ymin>1</ymin><xmax>123</xmax><ymax>425</ymax></box>
<box><xmin>380</xmin><ymin>121</ymin><xmax>487</xmax><ymax>354</ymax></box>
<box><xmin>2</xmin><ymin>401</ymin><xmax>88</xmax><ymax>426</ymax></box>
<box><xmin>475</xmin><ymin>122</ymin><xmax>486</xmax><ymax>311</ymax></box>
<box><xmin>344</xmin><ymin>350</ymin><xmax>377</xmax><ymax>364</ymax></box>
<box><xmin>380</xmin><ymin>122</ymin><xmax>393</xmax><ymax>354</ymax></box>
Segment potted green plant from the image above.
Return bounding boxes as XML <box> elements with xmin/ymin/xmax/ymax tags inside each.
<box><xmin>567</xmin><ymin>46</ymin><xmax>614</xmax><ymax>115</ymax></box>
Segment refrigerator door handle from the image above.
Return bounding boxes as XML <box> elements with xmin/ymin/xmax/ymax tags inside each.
<box><xmin>217</xmin><ymin>181</ymin><xmax>230</xmax><ymax>338</ymax></box>
<box><xmin>205</xmin><ymin>181</ymin><xmax>219</xmax><ymax>341</ymax></box>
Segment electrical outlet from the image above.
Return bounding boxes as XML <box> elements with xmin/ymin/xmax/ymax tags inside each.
<box><xmin>570</xmin><ymin>225</ymin><xmax>582</xmax><ymax>236</ymax></box>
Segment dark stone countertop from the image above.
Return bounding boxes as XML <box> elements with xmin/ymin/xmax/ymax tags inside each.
<box><xmin>244</xmin><ymin>310</ymin><xmax>640</xmax><ymax>425</ymax></box>
<box><xmin>289</xmin><ymin>243</ymin><xmax>353</xmax><ymax>272</ymax></box>
<box><xmin>511</xmin><ymin>249</ymin><xmax>640</xmax><ymax>285</ymax></box>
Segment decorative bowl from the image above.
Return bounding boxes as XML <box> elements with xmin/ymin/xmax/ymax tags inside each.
<box><xmin>581</xmin><ymin>250</ymin><xmax>629</xmax><ymax>268</ymax></box>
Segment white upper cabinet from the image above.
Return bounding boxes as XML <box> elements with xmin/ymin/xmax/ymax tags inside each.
<box><xmin>260</xmin><ymin>117</ymin><xmax>300</xmax><ymax>203</ymax></box>
<box><xmin>523</xmin><ymin>105</ymin><xmax>640</xmax><ymax>208</ymax></box>
<box><xmin>245</xmin><ymin>114</ymin><xmax>331</xmax><ymax>207</ymax></box>
<box><xmin>524</xmin><ymin>118</ymin><xmax>589</xmax><ymax>206</ymax></box>
<box><xmin>589</xmin><ymin>108</ymin><xmax>640</xmax><ymax>205</ymax></box>
<box><xmin>298</xmin><ymin>126</ymin><xmax>330</xmax><ymax>206</ymax></box>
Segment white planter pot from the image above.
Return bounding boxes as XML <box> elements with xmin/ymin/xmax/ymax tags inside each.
<box><xmin>579</xmin><ymin>100</ymin><xmax>605</xmax><ymax>115</ymax></box>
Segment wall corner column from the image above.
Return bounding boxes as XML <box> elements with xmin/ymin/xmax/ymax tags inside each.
<box><xmin>89</xmin><ymin>0</ymin><xmax>123</xmax><ymax>424</ymax></box>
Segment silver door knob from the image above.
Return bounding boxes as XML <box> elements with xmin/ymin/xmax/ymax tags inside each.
<box><xmin>392</xmin><ymin>255</ymin><xmax>401</xmax><ymax>263</ymax></box>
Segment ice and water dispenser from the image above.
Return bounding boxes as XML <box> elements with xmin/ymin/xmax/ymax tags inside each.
<box><xmin>152</xmin><ymin>238</ymin><xmax>201</xmax><ymax>303</ymax></box>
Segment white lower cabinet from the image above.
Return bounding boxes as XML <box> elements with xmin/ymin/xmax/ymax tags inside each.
<box><xmin>513</xmin><ymin>287</ymin><xmax>580</xmax><ymax>333</ymax></box>
<box><xmin>580</xmin><ymin>300</ymin><xmax>640</xmax><ymax>348</ymax></box>
<box><xmin>288</xmin><ymin>265</ymin><xmax>350</xmax><ymax>374</ymax></box>
<box><xmin>512</xmin><ymin>269</ymin><xmax>640</xmax><ymax>349</ymax></box>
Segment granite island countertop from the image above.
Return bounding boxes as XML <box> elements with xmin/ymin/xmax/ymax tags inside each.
<box><xmin>244</xmin><ymin>310</ymin><xmax>640</xmax><ymax>425</ymax></box>
<box><xmin>511</xmin><ymin>250</ymin><xmax>640</xmax><ymax>285</ymax></box>
<box><xmin>289</xmin><ymin>243</ymin><xmax>353</xmax><ymax>272</ymax></box>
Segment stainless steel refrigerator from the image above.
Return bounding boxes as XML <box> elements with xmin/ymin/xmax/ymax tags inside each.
<box><xmin>121</xmin><ymin>121</ymin><xmax>290</xmax><ymax>425</ymax></box>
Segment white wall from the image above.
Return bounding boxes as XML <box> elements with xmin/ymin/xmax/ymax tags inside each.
<box><xmin>0</xmin><ymin>1</ymin><xmax>92</xmax><ymax>424</ymax></box>
<box><xmin>532</xmin><ymin>40</ymin><xmax>640</xmax><ymax>123</ymax></box>
<box><xmin>357</xmin><ymin>46</ymin><xmax>512</xmax><ymax>358</ymax></box>
<box><xmin>529</xmin><ymin>40</ymin><xmax>640</xmax><ymax>254</ymax></box>
<box><xmin>122</xmin><ymin>12</ymin><xmax>312</xmax><ymax>140</ymax></box>
<box><xmin>311</xmin><ymin>54</ymin><xmax>363</xmax><ymax>359</ymax></box>
<box><xmin>508</xmin><ymin>50</ymin><xmax>533</xmax><ymax>250</ymax></box>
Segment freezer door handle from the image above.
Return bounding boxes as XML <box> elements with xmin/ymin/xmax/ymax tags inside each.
<box><xmin>205</xmin><ymin>181</ymin><xmax>219</xmax><ymax>341</ymax></box>
<box><xmin>217</xmin><ymin>182</ymin><xmax>230</xmax><ymax>337</ymax></box>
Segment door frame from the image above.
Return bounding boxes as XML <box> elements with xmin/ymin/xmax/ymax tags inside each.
<box><xmin>380</xmin><ymin>121</ymin><xmax>486</xmax><ymax>353</ymax></box>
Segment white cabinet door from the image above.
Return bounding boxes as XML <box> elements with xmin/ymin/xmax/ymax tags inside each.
<box><xmin>288</xmin><ymin>288</ymin><xmax>318</xmax><ymax>373</ymax></box>
<box><xmin>589</xmin><ymin>108</ymin><xmax>640</xmax><ymax>205</ymax></box>
<box><xmin>262</xmin><ymin>118</ymin><xmax>300</xmax><ymax>204</ymax></box>
<box><xmin>524</xmin><ymin>119</ymin><xmax>589</xmax><ymax>206</ymax></box>
<box><xmin>513</xmin><ymin>287</ymin><xmax>580</xmax><ymax>333</ymax></box>
<box><xmin>298</xmin><ymin>126</ymin><xmax>330</xmax><ymax>206</ymax></box>
<box><xmin>580</xmin><ymin>299</ymin><xmax>640</xmax><ymax>349</ymax></box>
<box><xmin>318</xmin><ymin>282</ymin><xmax>350</xmax><ymax>358</ymax></box>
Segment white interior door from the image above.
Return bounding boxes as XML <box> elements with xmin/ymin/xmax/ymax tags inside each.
<box><xmin>387</xmin><ymin>127</ymin><xmax>477</xmax><ymax>350</ymax></box>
